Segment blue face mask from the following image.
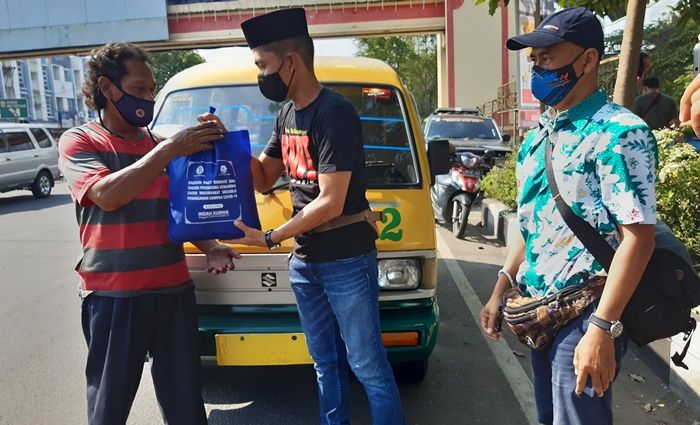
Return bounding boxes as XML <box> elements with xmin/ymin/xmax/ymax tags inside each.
<box><xmin>531</xmin><ymin>52</ymin><xmax>585</xmax><ymax>107</ymax></box>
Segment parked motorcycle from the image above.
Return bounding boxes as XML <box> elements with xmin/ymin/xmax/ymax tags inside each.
<box><xmin>430</xmin><ymin>150</ymin><xmax>491</xmax><ymax>239</ymax></box>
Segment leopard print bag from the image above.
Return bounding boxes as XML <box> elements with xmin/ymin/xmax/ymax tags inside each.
<box><xmin>501</xmin><ymin>278</ymin><xmax>606</xmax><ymax>350</ymax></box>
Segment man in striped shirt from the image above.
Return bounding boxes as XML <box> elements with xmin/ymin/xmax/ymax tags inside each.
<box><xmin>59</xmin><ymin>43</ymin><xmax>237</xmax><ymax>425</ymax></box>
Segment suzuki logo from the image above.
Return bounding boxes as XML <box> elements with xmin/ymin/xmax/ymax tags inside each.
<box><xmin>262</xmin><ymin>273</ymin><xmax>277</xmax><ymax>288</ymax></box>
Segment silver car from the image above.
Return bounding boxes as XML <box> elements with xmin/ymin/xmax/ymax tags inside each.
<box><xmin>0</xmin><ymin>124</ymin><xmax>61</xmax><ymax>198</ymax></box>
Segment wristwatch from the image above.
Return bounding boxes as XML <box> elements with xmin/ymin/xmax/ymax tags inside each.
<box><xmin>589</xmin><ymin>314</ymin><xmax>624</xmax><ymax>338</ymax></box>
<box><xmin>264</xmin><ymin>229</ymin><xmax>281</xmax><ymax>250</ymax></box>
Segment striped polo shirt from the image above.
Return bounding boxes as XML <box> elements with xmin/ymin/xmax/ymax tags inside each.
<box><xmin>59</xmin><ymin>121</ymin><xmax>190</xmax><ymax>293</ymax></box>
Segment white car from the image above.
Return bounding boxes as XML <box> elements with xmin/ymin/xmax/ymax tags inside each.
<box><xmin>0</xmin><ymin>123</ymin><xmax>61</xmax><ymax>198</ymax></box>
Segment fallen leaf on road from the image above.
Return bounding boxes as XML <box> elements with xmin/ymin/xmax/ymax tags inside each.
<box><xmin>657</xmin><ymin>403</ymin><xmax>665</xmax><ymax>408</ymax></box>
<box><xmin>513</xmin><ymin>350</ymin><xmax>525</xmax><ymax>358</ymax></box>
<box><xmin>629</xmin><ymin>373</ymin><xmax>646</xmax><ymax>383</ymax></box>
<box><xmin>644</xmin><ymin>403</ymin><xmax>653</xmax><ymax>413</ymax></box>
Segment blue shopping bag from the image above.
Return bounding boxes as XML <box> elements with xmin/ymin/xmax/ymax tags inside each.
<box><xmin>167</xmin><ymin>129</ymin><xmax>261</xmax><ymax>243</ymax></box>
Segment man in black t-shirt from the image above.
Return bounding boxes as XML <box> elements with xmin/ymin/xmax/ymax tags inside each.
<box><xmin>200</xmin><ymin>8</ymin><xmax>406</xmax><ymax>425</ymax></box>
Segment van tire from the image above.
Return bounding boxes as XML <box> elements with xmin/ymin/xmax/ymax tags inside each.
<box><xmin>31</xmin><ymin>171</ymin><xmax>53</xmax><ymax>198</ymax></box>
<box><xmin>395</xmin><ymin>359</ymin><xmax>428</xmax><ymax>382</ymax></box>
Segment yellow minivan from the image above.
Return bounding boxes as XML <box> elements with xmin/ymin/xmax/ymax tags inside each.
<box><xmin>152</xmin><ymin>56</ymin><xmax>449</xmax><ymax>381</ymax></box>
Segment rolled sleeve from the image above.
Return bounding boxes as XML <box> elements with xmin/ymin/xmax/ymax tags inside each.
<box><xmin>58</xmin><ymin>129</ymin><xmax>111</xmax><ymax>207</ymax></box>
<box><xmin>596</xmin><ymin>124</ymin><xmax>657</xmax><ymax>225</ymax></box>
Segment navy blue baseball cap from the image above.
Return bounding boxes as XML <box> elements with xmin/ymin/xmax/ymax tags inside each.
<box><xmin>506</xmin><ymin>7</ymin><xmax>604</xmax><ymax>58</ymax></box>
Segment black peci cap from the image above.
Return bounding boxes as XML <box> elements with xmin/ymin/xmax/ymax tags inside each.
<box><xmin>242</xmin><ymin>8</ymin><xmax>310</xmax><ymax>49</ymax></box>
<box><xmin>506</xmin><ymin>7</ymin><xmax>604</xmax><ymax>58</ymax></box>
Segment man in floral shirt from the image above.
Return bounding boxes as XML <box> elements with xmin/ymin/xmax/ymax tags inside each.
<box><xmin>479</xmin><ymin>8</ymin><xmax>657</xmax><ymax>425</ymax></box>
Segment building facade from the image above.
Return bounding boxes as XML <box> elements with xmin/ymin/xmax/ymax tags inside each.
<box><xmin>0</xmin><ymin>56</ymin><xmax>93</xmax><ymax>126</ymax></box>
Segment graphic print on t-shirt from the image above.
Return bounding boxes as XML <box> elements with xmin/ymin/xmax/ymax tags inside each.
<box><xmin>281</xmin><ymin>129</ymin><xmax>317</xmax><ymax>183</ymax></box>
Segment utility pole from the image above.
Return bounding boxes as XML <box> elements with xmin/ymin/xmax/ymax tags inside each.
<box><xmin>613</xmin><ymin>0</ymin><xmax>646</xmax><ymax>108</ymax></box>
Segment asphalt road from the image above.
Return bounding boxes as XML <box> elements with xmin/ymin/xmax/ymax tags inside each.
<box><xmin>0</xmin><ymin>182</ymin><xmax>696</xmax><ymax>425</ymax></box>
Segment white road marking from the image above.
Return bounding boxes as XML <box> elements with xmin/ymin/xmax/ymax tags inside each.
<box><xmin>437</xmin><ymin>232</ymin><xmax>539</xmax><ymax>425</ymax></box>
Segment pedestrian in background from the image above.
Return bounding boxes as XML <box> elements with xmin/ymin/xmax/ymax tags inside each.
<box><xmin>480</xmin><ymin>8</ymin><xmax>657</xmax><ymax>425</ymax></box>
<box><xmin>633</xmin><ymin>76</ymin><xmax>680</xmax><ymax>130</ymax></box>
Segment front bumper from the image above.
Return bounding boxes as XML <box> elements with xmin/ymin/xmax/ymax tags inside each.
<box><xmin>197</xmin><ymin>297</ymin><xmax>439</xmax><ymax>365</ymax></box>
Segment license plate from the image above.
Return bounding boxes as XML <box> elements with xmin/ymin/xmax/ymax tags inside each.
<box><xmin>461</xmin><ymin>170</ymin><xmax>481</xmax><ymax>178</ymax></box>
<box><xmin>215</xmin><ymin>333</ymin><xmax>313</xmax><ymax>366</ymax></box>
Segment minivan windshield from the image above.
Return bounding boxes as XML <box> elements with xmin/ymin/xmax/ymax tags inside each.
<box><xmin>153</xmin><ymin>84</ymin><xmax>420</xmax><ymax>187</ymax></box>
<box><xmin>426</xmin><ymin>116</ymin><xmax>500</xmax><ymax>140</ymax></box>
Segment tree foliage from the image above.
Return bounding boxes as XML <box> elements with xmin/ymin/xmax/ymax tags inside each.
<box><xmin>474</xmin><ymin>0</ymin><xmax>626</xmax><ymax>19</ymax></box>
<box><xmin>474</xmin><ymin>0</ymin><xmax>700</xmax><ymax>22</ymax></box>
<box><xmin>355</xmin><ymin>36</ymin><xmax>437</xmax><ymax>119</ymax></box>
<box><xmin>654</xmin><ymin>128</ymin><xmax>700</xmax><ymax>266</ymax></box>
<box><xmin>606</xmin><ymin>13</ymin><xmax>700</xmax><ymax>103</ymax></box>
<box><xmin>481</xmin><ymin>152</ymin><xmax>518</xmax><ymax>210</ymax></box>
<box><xmin>150</xmin><ymin>50</ymin><xmax>205</xmax><ymax>92</ymax></box>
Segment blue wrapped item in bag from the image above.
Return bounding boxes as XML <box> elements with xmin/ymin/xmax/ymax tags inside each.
<box><xmin>167</xmin><ymin>128</ymin><xmax>260</xmax><ymax>243</ymax></box>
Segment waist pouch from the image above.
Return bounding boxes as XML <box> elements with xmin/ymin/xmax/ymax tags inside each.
<box><xmin>167</xmin><ymin>129</ymin><xmax>261</xmax><ymax>243</ymax></box>
<box><xmin>501</xmin><ymin>277</ymin><xmax>605</xmax><ymax>350</ymax></box>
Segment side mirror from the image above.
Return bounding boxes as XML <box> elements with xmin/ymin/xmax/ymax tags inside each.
<box><xmin>502</xmin><ymin>134</ymin><xmax>511</xmax><ymax>143</ymax></box>
<box><xmin>427</xmin><ymin>139</ymin><xmax>450</xmax><ymax>186</ymax></box>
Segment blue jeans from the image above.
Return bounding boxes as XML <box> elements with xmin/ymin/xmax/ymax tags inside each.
<box><xmin>531</xmin><ymin>304</ymin><xmax>628</xmax><ymax>425</ymax></box>
<box><xmin>289</xmin><ymin>251</ymin><xmax>406</xmax><ymax>425</ymax></box>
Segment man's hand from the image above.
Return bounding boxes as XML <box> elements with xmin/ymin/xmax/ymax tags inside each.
<box><xmin>224</xmin><ymin>220</ymin><xmax>268</xmax><ymax>248</ymax></box>
<box><xmin>204</xmin><ymin>244</ymin><xmax>241</xmax><ymax>274</ymax></box>
<box><xmin>197</xmin><ymin>113</ymin><xmax>227</xmax><ymax>132</ymax></box>
<box><xmin>163</xmin><ymin>121</ymin><xmax>224</xmax><ymax>158</ymax></box>
<box><xmin>680</xmin><ymin>72</ymin><xmax>700</xmax><ymax>137</ymax></box>
<box><xmin>480</xmin><ymin>296</ymin><xmax>503</xmax><ymax>342</ymax></box>
<box><xmin>573</xmin><ymin>325</ymin><xmax>616</xmax><ymax>397</ymax></box>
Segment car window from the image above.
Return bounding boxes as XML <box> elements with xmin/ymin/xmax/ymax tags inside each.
<box><xmin>426</xmin><ymin>116</ymin><xmax>500</xmax><ymax>140</ymax></box>
<box><xmin>31</xmin><ymin>128</ymin><xmax>53</xmax><ymax>148</ymax></box>
<box><xmin>5</xmin><ymin>129</ymin><xmax>35</xmax><ymax>152</ymax></box>
<box><xmin>153</xmin><ymin>84</ymin><xmax>420</xmax><ymax>187</ymax></box>
<box><xmin>0</xmin><ymin>132</ymin><xmax>8</xmax><ymax>154</ymax></box>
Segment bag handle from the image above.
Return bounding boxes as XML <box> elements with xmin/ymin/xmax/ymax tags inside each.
<box><xmin>544</xmin><ymin>138</ymin><xmax>616</xmax><ymax>271</ymax></box>
<box><xmin>639</xmin><ymin>93</ymin><xmax>661</xmax><ymax>119</ymax></box>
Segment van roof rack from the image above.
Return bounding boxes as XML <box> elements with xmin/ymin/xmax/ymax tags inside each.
<box><xmin>433</xmin><ymin>107</ymin><xmax>481</xmax><ymax>115</ymax></box>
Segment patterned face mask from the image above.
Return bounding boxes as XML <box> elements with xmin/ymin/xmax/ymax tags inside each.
<box><xmin>110</xmin><ymin>81</ymin><xmax>155</xmax><ymax>127</ymax></box>
<box><xmin>530</xmin><ymin>51</ymin><xmax>585</xmax><ymax>107</ymax></box>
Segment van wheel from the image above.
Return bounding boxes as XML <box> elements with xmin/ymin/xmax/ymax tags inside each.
<box><xmin>395</xmin><ymin>359</ymin><xmax>428</xmax><ymax>382</ymax></box>
<box><xmin>31</xmin><ymin>171</ymin><xmax>52</xmax><ymax>198</ymax></box>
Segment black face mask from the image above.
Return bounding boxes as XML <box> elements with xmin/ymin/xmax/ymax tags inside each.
<box><xmin>257</xmin><ymin>59</ymin><xmax>295</xmax><ymax>102</ymax></box>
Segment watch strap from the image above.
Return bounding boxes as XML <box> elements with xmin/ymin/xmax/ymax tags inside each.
<box><xmin>589</xmin><ymin>314</ymin><xmax>612</xmax><ymax>332</ymax></box>
<box><xmin>265</xmin><ymin>229</ymin><xmax>280</xmax><ymax>249</ymax></box>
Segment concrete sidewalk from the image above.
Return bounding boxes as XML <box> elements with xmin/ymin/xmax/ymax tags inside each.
<box><xmin>438</xmin><ymin>207</ymin><xmax>698</xmax><ymax>425</ymax></box>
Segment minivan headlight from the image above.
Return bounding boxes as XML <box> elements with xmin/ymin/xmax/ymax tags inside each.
<box><xmin>378</xmin><ymin>259</ymin><xmax>421</xmax><ymax>290</ymax></box>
